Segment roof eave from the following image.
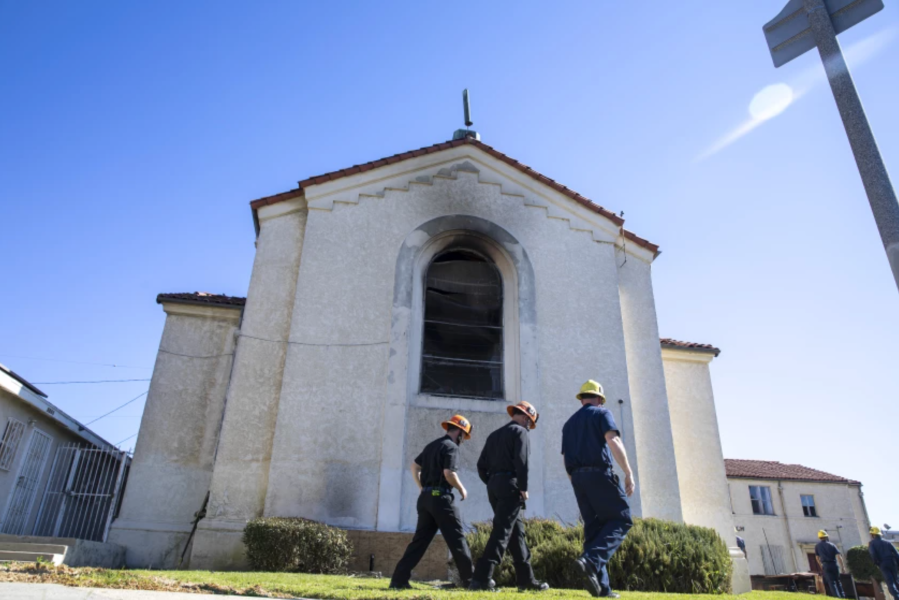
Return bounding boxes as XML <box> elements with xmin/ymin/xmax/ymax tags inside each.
<box><xmin>245</xmin><ymin>138</ymin><xmax>662</xmax><ymax>255</ymax></box>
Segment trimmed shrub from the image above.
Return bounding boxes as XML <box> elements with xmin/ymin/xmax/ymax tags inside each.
<box><xmin>242</xmin><ymin>517</ymin><xmax>353</xmax><ymax>573</ymax></box>
<box><xmin>847</xmin><ymin>545</ymin><xmax>882</xmax><ymax>582</ymax></box>
<box><xmin>465</xmin><ymin>517</ymin><xmax>732</xmax><ymax>593</ymax></box>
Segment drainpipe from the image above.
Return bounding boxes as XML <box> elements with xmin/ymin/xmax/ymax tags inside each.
<box><xmin>777</xmin><ymin>481</ymin><xmax>799</xmax><ymax>573</ymax></box>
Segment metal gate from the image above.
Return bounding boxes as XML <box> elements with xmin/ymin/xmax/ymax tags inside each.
<box><xmin>1</xmin><ymin>429</ymin><xmax>53</xmax><ymax>534</ymax></box>
<box><xmin>32</xmin><ymin>444</ymin><xmax>127</xmax><ymax>542</ymax></box>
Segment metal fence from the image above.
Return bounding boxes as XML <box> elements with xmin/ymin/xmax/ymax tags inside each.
<box><xmin>32</xmin><ymin>444</ymin><xmax>128</xmax><ymax>542</ymax></box>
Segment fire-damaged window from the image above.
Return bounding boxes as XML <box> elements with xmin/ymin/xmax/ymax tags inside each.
<box><xmin>420</xmin><ymin>249</ymin><xmax>504</xmax><ymax>399</ymax></box>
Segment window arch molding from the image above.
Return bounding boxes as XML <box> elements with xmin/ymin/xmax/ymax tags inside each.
<box><xmin>410</xmin><ymin>230</ymin><xmax>520</xmax><ymax>403</ymax></box>
<box><xmin>378</xmin><ymin>214</ymin><xmax>541</xmax><ymax>531</ymax></box>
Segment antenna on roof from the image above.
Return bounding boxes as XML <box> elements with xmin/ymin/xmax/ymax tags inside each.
<box><xmin>453</xmin><ymin>88</ymin><xmax>481</xmax><ymax>141</ymax></box>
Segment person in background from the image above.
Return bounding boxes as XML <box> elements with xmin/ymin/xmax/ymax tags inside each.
<box><xmin>815</xmin><ymin>530</ymin><xmax>846</xmax><ymax>598</ymax></box>
<box><xmin>736</xmin><ymin>535</ymin><xmax>747</xmax><ymax>559</ymax></box>
<box><xmin>869</xmin><ymin>527</ymin><xmax>899</xmax><ymax>600</ymax></box>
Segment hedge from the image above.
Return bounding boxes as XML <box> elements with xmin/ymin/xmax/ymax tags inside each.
<box><xmin>242</xmin><ymin>517</ymin><xmax>353</xmax><ymax>573</ymax></box>
<box><xmin>465</xmin><ymin>517</ymin><xmax>732</xmax><ymax>593</ymax></box>
<box><xmin>847</xmin><ymin>545</ymin><xmax>883</xmax><ymax>582</ymax></box>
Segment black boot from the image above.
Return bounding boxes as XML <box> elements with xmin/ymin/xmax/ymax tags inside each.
<box><xmin>469</xmin><ymin>560</ymin><xmax>496</xmax><ymax>591</ymax></box>
<box><xmin>468</xmin><ymin>579</ymin><xmax>496</xmax><ymax>591</ymax></box>
<box><xmin>573</xmin><ymin>557</ymin><xmax>602</xmax><ymax>598</ymax></box>
<box><xmin>388</xmin><ymin>581</ymin><xmax>412</xmax><ymax>590</ymax></box>
<box><xmin>518</xmin><ymin>581</ymin><xmax>550</xmax><ymax>592</ymax></box>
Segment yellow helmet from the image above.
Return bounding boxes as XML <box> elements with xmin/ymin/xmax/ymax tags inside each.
<box><xmin>870</xmin><ymin>526</ymin><xmax>882</xmax><ymax>536</ymax></box>
<box><xmin>818</xmin><ymin>530</ymin><xmax>829</xmax><ymax>539</ymax></box>
<box><xmin>577</xmin><ymin>380</ymin><xmax>606</xmax><ymax>402</ymax></box>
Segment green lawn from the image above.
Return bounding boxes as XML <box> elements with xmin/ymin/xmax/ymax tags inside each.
<box><xmin>0</xmin><ymin>564</ymin><xmax>805</xmax><ymax>600</ymax></box>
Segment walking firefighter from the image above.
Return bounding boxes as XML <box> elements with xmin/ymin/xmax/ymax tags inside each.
<box><xmin>389</xmin><ymin>414</ymin><xmax>475</xmax><ymax>590</ymax></box>
<box><xmin>815</xmin><ymin>530</ymin><xmax>846</xmax><ymax>598</ymax></box>
<box><xmin>869</xmin><ymin>527</ymin><xmax>899</xmax><ymax>600</ymax></box>
<box><xmin>469</xmin><ymin>401</ymin><xmax>550</xmax><ymax>592</ymax></box>
<box><xmin>562</xmin><ymin>380</ymin><xmax>636</xmax><ymax>598</ymax></box>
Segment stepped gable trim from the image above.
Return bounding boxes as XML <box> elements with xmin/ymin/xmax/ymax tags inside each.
<box><xmin>247</xmin><ymin>138</ymin><xmax>660</xmax><ymax>257</ymax></box>
<box><xmin>660</xmin><ymin>338</ymin><xmax>721</xmax><ymax>357</ymax></box>
<box><xmin>157</xmin><ymin>292</ymin><xmax>246</xmax><ymax>309</ymax></box>
<box><xmin>725</xmin><ymin>459</ymin><xmax>861</xmax><ymax>485</ymax></box>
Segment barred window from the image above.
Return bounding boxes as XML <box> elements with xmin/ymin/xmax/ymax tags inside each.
<box><xmin>0</xmin><ymin>418</ymin><xmax>26</xmax><ymax>471</ymax></box>
<box><xmin>420</xmin><ymin>249</ymin><xmax>503</xmax><ymax>399</ymax></box>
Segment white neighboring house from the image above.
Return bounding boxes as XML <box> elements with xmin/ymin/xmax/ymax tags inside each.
<box><xmin>726</xmin><ymin>459</ymin><xmax>871</xmax><ymax>577</ymax></box>
<box><xmin>0</xmin><ymin>363</ymin><xmax>128</xmax><ymax>541</ymax></box>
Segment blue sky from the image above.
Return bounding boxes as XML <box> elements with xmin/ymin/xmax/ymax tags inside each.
<box><xmin>2</xmin><ymin>1</ymin><xmax>897</xmax><ymax>530</ymax></box>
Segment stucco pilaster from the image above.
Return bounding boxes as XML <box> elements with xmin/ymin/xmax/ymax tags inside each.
<box><xmin>108</xmin><ymin>301</ymin><xmax>239</xmax><ymax>568</ymax></box>
<box><xmin>190</xmin><ymin>199</ymin><xmax>307</xmax><ymax>569</ymax></box>
<box><xmin>618</xmin><ymin>257</ymin><xmax>682</xmax><ymax>522</ymax></box>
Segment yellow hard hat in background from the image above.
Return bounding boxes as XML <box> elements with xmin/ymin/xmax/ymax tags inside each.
<box><xmin>818</xmin><ymin>530</ymin><xmax>829</xmax><ymax>539</ymax></box>
<box><xmin>870</xmin><ymin>526</ymin><xmax>882</xmax><ymax>536</ymax></box>
<box><xmin>577</xmin><ymin>380</ymin><xmax>606</xmax><ymax>402</ymax></box>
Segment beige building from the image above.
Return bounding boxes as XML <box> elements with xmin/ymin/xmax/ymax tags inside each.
<box><xmin>108</xmin><ymin>134</ymin><xmax>750</xmax><ymax>591</ymax></box>
<box><xmin>726</xmin><ymin>459</ymin><xmax>870</xmax><ymax>577</ymax></box>
<box><xmin>0</xmin><ymin>363</ymin><xmax>125</xmax><ymax>542</ymax></box>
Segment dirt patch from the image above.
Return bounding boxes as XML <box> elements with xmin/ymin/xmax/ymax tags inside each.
<box><xmin>0</xmin><ymin>563</ymin><xmax>288</xmax><ymax>597</ymax></box>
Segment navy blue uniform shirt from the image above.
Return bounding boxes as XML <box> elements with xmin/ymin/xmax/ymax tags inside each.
<box><xmin>816</xmin><ymin>541</ymin><xmax>841</xmax><ymax>564</ymax></box>
<box><xmin>415</xmin><ymin>436</ymin><xmax>459</xmax><ymax>489</ymax></box>
<box><xmin>869</xmin><ymin>538</ymin><xmax>899</xmax><ymax>568</ymax></box>
<box><xmin>561</xmin><ymin>404</ymin><xmax>620</xmax><ymax>475</ymax></box>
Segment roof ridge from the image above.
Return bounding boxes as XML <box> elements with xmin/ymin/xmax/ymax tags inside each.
<box><xmin>248</xmin><ymin>137</ymin><xmax>661</xmax><ymax>256</ymax></box>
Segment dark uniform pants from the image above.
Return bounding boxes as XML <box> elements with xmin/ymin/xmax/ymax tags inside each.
<box><xmin>472</xmin><ymin>474</ymin><xmax>536</xmax><ymax>585</ymax></box>
<box><xmin>823</xmin><ymin>564</ymin><xmax>845</xmax><ymax>598</ymax></box>
<box><xmin>880</xmin><ymin>563</ymin><xmax>899</xmax><ymax>600</ymax></box>
<box><xmin>391</xmin><ymin>490</ymin><xmax>473</xmax><ymax>586</ymax></box>
<box><xmin>572</xmin><ymin>469</ymin><xmax>633</xmax><ymax>594</ymax></box>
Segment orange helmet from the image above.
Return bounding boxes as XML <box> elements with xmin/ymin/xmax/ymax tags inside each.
<box><xmin>507</xmin><ymin>401</ymin><xmax>539</xmax><ymax>429</ymax></box>
<box><xmin>441</xmin><ymin>414</ymin><xmax>473</xmax><ymax>439</ymax></box>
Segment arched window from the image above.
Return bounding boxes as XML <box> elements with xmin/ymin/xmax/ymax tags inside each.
<box><xmin>420</xmin><ymin>249</ymin><xmax>504</xmax><ymax>399</ymax></box>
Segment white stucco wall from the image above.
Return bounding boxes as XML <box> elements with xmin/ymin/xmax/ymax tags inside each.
<box><xmin>729</xmin><ymin>478</ymin><xmax>870</xmax><ymax>576</ymax></box>
<box><xmin>190</xmin><ymin>200</ymin><xmax>308</xmax><ymax>570</ymax></box>
<box><xmin>108</xmin><ymin>301</ymin><xmax>239</xmax><ymax>568</ymax></box>
<box><xmin>664</xmin><ymin>347</ymin><xmax>750</xmax><ymax>593</ymax></box>
<box><xmin>118</xmin><ymin>144</ymin><xmax>694</xmax><ymax>571</ymax></box>
<box><xmin>619</xmin><ymin>257</ymin><xmax>681</xmax><ymax>521</ymax></box>
<box><xmin>258</xmin><ymin>150</ymin><xmax>659</xmax><ymax>535</ymax></box>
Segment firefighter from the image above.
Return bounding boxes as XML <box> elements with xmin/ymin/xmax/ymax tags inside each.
<box><xmin>469</xmin><ymin>401</ymin><xmax>550</xmax><ymax>592</ymax></box>
<box><xmin>562</xmin><ymin>380</ymin><xmax>635</xmax><ymax>599</ymax></box>
<box><xmin>815</xmin><ymin>530</ymin><xmax>846</xmax><ymax>598</ymax></box>
<box><xmin>869</xmin><ymin>527</ymin><xmax>899</xmax><ymax>600</ymax></box>
<box><xmin>389</xmin><ymin>415</ymin><xmax>475</xmax><ymax>590</ymax></box>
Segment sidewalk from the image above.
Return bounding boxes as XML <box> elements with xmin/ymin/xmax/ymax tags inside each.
<box><xmin>0</xmin><ymin>582</ymin><xmax>291</xmax><ymax>599</ymax></box>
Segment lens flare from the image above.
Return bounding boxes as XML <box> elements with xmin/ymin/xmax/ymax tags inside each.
<box><xmin>749</xmin><ymin>84</ymin><xmax>794</xmax><ymax>122</ymax></box>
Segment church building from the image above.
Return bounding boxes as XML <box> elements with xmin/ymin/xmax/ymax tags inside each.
<box><xmin>108</xmin><ymin>131</ymin><xmax>750</xmax><ymax>592</ymax></box>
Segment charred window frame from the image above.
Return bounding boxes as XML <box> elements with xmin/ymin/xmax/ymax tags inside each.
<box><xmin>419</xmin><ymin>249</ymin><xmax>504</xmax><ymax>399</ymax></box>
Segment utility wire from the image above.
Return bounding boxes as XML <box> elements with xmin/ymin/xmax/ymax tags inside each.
<box><xmin>0</xmin><ymin>354</ymin><xmax>150</xmax><ymax>369</ymax></box>
<box><xmin>115</xmin><ymin>432</ymin><xmax>138</xmax><ymax>446</ymax></box>
<box><xmin>84</xmin><ymin>391</ymin><xmax>148</xmax><ymax>426</ymax></box>
<box><xmin>34</xmin><ymin>378</ymin><xmax>151</xmax><ymax>385</ymax></box>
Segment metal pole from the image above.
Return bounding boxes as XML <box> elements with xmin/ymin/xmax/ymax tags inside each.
<box><xmin>803</xmin><ymin>0</ymin><xmax>899</xmax><ymax>292</ymax></box>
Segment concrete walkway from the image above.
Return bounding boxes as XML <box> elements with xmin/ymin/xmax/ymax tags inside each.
<box><xmin>0</xmin><ymin>582</ymin><xmax>292</xmax><ymax>599</ymax></box>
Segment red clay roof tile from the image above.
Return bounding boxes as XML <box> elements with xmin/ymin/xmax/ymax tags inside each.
<box><xmin>725</xmin><ymin>459</ymin><xmax>860</xmax><ymax>485</ymax></box>
<box><xmin>660</xmin><ymin>338</ymin><xmax>721</xmax><ymax>356</ymax></box>
<box><xmin>157</xmin><ymin>292</ymin><xmax>246</xmax><ymax>308</ymax></box>
<box><xmin>247</xmin><ymin>137</ymin><xmax>665</xmax><ymax>253</ymax></box>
